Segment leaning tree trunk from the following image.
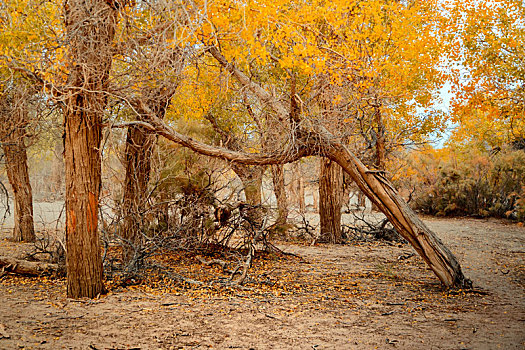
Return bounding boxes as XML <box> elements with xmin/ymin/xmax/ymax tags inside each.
<box><xmin>2</xmin><ymin>131</ymin><xmax>35</xmax><ymax>243</ymax></box>
<box><xmin>271</xmin><ymin>164</ymin><xmax>288</xmax><ymax>225</ymax></box>
<box><xmin>63</xmin><ymin>0</ymin><xmax>117</xmax><ymax>299</ymax></box>
<box><xmin>325</xmin><ymin>142</ymin><xmax>469</xmax><ymax>287</ymax></box>
<box><xmin>318</xmin><ymin>158</ymin><xmax>344</xmax><ymax>244</ymax></box>
<box><xmin>121</xmin><ymin>125</ymin><xmax>156</xmax><ymax>265</ymax></box>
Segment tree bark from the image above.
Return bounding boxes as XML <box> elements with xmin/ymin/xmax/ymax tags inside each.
<box><xmin>63</xmin><ymin>0</ymin><xmax>117</xmax><ymax>298</ymax></box>
<box><xmin>121</xmin><ymin>125</ymin><xmax>156</xmax><ymax>265</ymax></box>
<box><xmin>231</xmin><ymin>164</ymin><xmax>264</xmax><ymax>206</ymax></box>
<box><xmin>271</xmin><ymin>164</ymin><xmax>288</xmax><ymax>225</ymax></box>
<box><xmin>318</xmin><ymin>158</ymin><xmax>344</xmax><ymax>244</ymax></box>
<box><xmin>2</xmin><ymin>130</ymin><xmax>35</xmax><ymax>243</ymax></box>
<box><xmin>0</xmin><ymin>86</ymin><xmax>35</xmax><ymax>243</ymax></box>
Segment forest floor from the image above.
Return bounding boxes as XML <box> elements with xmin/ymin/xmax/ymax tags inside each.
<box><xmin>0</xmin><ymin>215</ymin><xmax>523</xmax><ymax>349</ymax></box>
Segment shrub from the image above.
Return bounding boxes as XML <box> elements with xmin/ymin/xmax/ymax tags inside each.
<box><xmin>396</xmin><ymin>146</ymin><xmax>525</xmax><ymax>221</ymax></box>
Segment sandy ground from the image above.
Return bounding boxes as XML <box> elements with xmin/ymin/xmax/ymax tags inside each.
<box><xmin>0</xmin><ymin>214</ymin><xmax>524</xmax><ymax>349</ymax></box>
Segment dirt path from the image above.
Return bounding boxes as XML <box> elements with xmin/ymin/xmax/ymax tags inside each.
<box><xmin>0</xmin><ymin>217</ymin><xmax>523</xmax><ymax>349</ymax></box>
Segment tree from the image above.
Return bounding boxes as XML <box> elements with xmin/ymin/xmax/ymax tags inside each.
<box><xmin>202</xmin><ymin>0</ymin><xmax>449</xmax><ymax>243</ymax></box>
<box><xmin>0</xmin><ymin>82</ymin><xmax>36</xmax><ymax>242</ymax></box>
<box><xmin>2</xmin><ymin>0</ymin><xmax>470</xmax><ymax>292</ymax></box>
<box><xmin>0</xmin><ymin>0</ymin><xmax>61</xmax><ymax>242</ymax></box>
<box><xmin>449</xmin><ymin>0</ymin><xmax>524</xmax><ymax>148</ymax></box>
<box><xmin>111</xmin><ymin>0</ymin><xmax>467</xmax><ymax>287</ymax></box>
<box><xmin>129</xmin><ymin>43</ymin><xmax>469</xmax><ymax>288</ymax></box>
<box><xmin>62</xmin><ymin>0</ymin><xmax>118</xmax><ymax>298</ymax></box>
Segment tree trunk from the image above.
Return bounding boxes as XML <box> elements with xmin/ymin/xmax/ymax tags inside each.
<box><xmin>271</xmin><ymin>164</ymin><xmax>288</xmax><ymax>225</ymax></box>
<box><xmin>0</xmin><ymin>84</ymin><xmax>35</xmax><ymax>243</ymax></box>
<box><xmin>121</xmin><ymin>125</ymin><xmax>157</xmax><ymax>265</ymax></box>
<box><xmin>0</xmin><ymin>256</ymin><xmax>58</xmax><ymax>276</ymax></box>
<box><xmin>319</xmin><ymin>158</ymin><xmax>344</xmax><ymax>244</ymax></box>
<box><xmin>374</xmin><ymin>107</ymin><xmax>386</xmax><ymax>171</ymax></box>
<box><xmin>63</xmin><ymin>0</ymin><xmax>117</xmax><ymax>299</ymax></box>
<box><xmin>290</xmin><ymin>162</ymin><xmax>305</xmax><ymax>214</ymax></box>
<box><xmin>325</xmin><ymin>142</ymin><xmax>469</xmax><ymax>287</ymax></box>
<box><xmin>64</xmin><ymin>113</ymin><xmax>106</xmax><ymax>298</ymax></box>
<box><xmin>232</xmin><ymin>165</ymin><xmax>264</xmax><ymax>206</ymax></box>
<box><xmin>233</xmin><ymin>164</ymin><xmax>265</xmax><ymax>227</ymax></box>
<box><xmin>2</xmin><ymin>131</ymin><xmax>35</xmax><ymax>243</ymax></box>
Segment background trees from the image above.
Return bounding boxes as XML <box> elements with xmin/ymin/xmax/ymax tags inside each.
<box><xmin>450</xmin><ymin>0</ymin><xmax>524</xmax><ymax>148</ymax></box>
<box><xmin>0</xmin><ymin>0</ymin><xmax>61</xmax><ymax>242</ymax></box>
<box><xmin>0</xmin><ymin>81</ymin><xmax>36</xmax><ymax>242</ymax></box>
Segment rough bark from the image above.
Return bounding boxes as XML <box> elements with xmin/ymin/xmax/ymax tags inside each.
<box><xmin>1</xmin><ymin>131</ymin><xmax>35</xmax><ymax>243</ymax></box>
<box><xmin>63</xmin><ymin>0</ymin><xmax>117</xmax><ymax>298</ymax></box>
<box><xmin>121</xmin><ymin>125</ymin><xmax>156</xmax><ymax>264</ymax></box>
<box><xmin>318</xmin><ymin>158</ymin><xmax>344</xmax><ymax>244</ymax></box>
<box><xmin>0</xmin><ymin>256</ymin><xmax>58</xmax><ymax>276</ymax></box>
<box><xmin>271</xmin><ymin>164</ymin><xmax>288</xmax><ymax>225</ymax></box>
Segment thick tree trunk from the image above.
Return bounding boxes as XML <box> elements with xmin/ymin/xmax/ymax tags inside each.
<box><xmin>271</xmin><ymin>164</ymin><xmax>288</xmax><ymax>225</ymax></box>
<box><xmin>232</xmin><ymin>165</ymin><xmax>264</xmax><ymax>206</ymax></box>
<box><xmin>121</xmin><ymin>125</ymin><xmax>156</xmax><ymax>265</ymax></box>
<box><xmin>64</xmin><ymin>109</ymin><xmax>106</xmax><ymax>298</ymax></box>
<box><xmin>2</xmin><ymin>132</ymin><xmax>35</xmax><ymax>243</ymax></box>
<box><xmin>64</xmin><ymin>0</ymin><xmax>117</xmax><ymax>298</ymax></box>
<box><xmin>318</xmin><ymin>158</ymin><xmax>344</xmax><ymax>244</ymax></box>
